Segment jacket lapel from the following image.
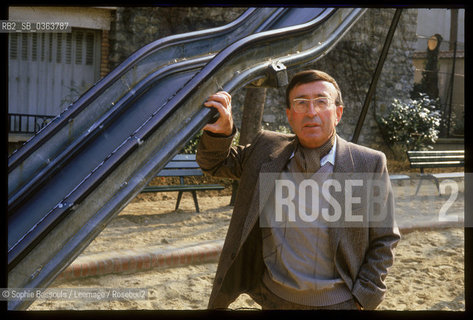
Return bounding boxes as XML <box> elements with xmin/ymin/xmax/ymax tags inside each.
<box><xmin>329</xmin><ymin>136</ymin><xmax>355</xmax><ymax>253</ymax></box>
<box><xmin>333</xmin><ymin>136</ymin><xmax>355</xmax><ymax>173</ymax></box>
<box><xmin>240</xmin><ymin>137</ymin><xmax>297</xmax><ymax>243</ymax></box>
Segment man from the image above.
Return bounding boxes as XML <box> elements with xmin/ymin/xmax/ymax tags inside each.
<box><xmin>196</xmin><ymin>70</ymin><xmax>400</xmax><ymax>310</ymax></box>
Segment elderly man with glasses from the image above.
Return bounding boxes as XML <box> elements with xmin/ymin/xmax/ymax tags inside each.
<box><xmin>197</xmin><ymin>70</ymin><xmax>400</xmax><ymax>310</ymax></box>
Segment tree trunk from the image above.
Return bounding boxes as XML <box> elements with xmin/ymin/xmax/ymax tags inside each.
<box><xmin>239</xmin><ymin>87</ymin><xmax>267</xmax><ymax>144</ymax></box>
<box><xmin>230</xmin><ymin>87</ymin><xmax>266</xmax><ymax>205</ymax></box>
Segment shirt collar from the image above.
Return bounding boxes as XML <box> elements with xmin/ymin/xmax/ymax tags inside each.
<box><xmin>321</xmin><ymin>135</ymin><xmax>337</xmax><ymax>166</ymax></box>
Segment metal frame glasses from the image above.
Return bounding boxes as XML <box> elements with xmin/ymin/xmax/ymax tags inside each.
<box><xmin>291</xmin><ymin>96</ymin><xmax>334</xmax><ymax>114</ymax></box>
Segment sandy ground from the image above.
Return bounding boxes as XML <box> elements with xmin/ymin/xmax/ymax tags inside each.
<box><xmin>28</xmin><ymin>179</ymin><xmax>465</xmax><ymax>311</ymax></box>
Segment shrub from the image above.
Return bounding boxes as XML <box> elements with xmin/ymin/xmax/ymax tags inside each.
<box><xmin>180</xmin><ymin>131</ymin><xmax>203</xmax><ymax>154</ymax></box>
<box><xmin>377</xmin><ymin>93</ymin><xmax>442</xmax><ymax>152</ymax></box>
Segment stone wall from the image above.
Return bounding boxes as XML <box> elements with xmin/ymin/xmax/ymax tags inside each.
<box><xmin>108</xmin><ymin>7</ymin><xmax>246</xmax><ymax>69</ymax></box>
<box><xmin>233</xmin><ymin>8</ymin><xmax>418</xmax><ymax>150</ymax></box>
<box><xmin>108</xmin><ymin>7</ymin><xmax>418</xmax><ymax>149</ymax></box>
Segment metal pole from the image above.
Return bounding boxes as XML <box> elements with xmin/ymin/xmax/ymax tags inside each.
<box><xmin>446</xmin><ymin>9</ymin><xmax>459</xmax><ymax>137</ymax></box>
<box><xmin>351</xmin><ymin>9</ymin><xmax>402</xmax><ymax>143</ymax></box>
<box><xmin>446</xmin><ymin>40</ymin><xmax>457</xmax><ymax>137</ymax></box>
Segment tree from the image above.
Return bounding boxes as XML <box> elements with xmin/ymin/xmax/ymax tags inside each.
<box><xmin>411</xmin><ymin>34</ymin><xmax>443</xmax><ymax>101</ymax></box>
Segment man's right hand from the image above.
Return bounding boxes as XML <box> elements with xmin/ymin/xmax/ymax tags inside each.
<box><xmin>203</xmin><ymin>91</ymin><xmax>234</xmax><ymax>136</ymax></box>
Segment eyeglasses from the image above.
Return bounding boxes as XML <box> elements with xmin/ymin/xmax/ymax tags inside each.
<box><xmin>291</xmin><ymin>96</ymin><xmax>334</xmax><ymax>114</ymax></box>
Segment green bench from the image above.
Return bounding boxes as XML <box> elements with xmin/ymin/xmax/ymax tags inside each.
<box><xmin>141</xmin><ymin>154</ymin><xmax>224</xmax><ymax>212</ymax></box>
<box><xmin>407</xmin><ymin>150</ymin><xmax>464</xmax><ymax>195</ymax></box>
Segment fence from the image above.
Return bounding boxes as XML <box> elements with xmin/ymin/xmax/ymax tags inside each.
<box><xmin>8</xmin><ymin>113</ymin><xmax>55</xmax><ymax>134</ymax></box>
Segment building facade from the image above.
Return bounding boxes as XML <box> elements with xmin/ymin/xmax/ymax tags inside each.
<box><xmin>8</xmin><ymin>7</ymin><xmax>114</xmax><ymax>151</ymax></box>
<box><xmin>7</xmin><ymin>7</ymin><xmax>464</xmax><ymax>154</ymax></box>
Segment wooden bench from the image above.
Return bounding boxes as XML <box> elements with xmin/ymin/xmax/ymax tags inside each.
<box><xmin>141</xmin><ymin>154</ymin><xmax>224</xmax><ymax>212</ymax></box>
<box><xmin>407</xmin><ymin>150</ymin><xmax>464</xmax><ymax>195</ymax></box>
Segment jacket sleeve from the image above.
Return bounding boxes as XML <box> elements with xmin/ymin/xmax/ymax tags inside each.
<box><xmin>351</xmin><ymin>152</ymin><xmax>401</xmax><ymax>310</ymax></box>
<box><xmin>196</xmin><ymin>128</ymin><xmax>258</xmax><ymax>180</ymax></box>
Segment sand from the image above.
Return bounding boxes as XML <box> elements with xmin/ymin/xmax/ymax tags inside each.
<box><xmin>28</xmin><ymin>179</ymin><xmax>465</xmax><ymax>311</ymax></box>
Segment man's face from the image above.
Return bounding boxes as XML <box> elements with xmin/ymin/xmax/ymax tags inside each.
<box><xmin>286</xmin><ymin>81</ymin><xmax>343</xmax><ymax>149</ymax></box>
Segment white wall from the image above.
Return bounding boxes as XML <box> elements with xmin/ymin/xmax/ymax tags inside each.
<box><xmin>9</xmin><ymin>7</ymin><xmax>115</xmax><ymax>31</ymax></box>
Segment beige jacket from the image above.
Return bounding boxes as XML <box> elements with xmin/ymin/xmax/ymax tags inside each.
<box><xmin>196</xmin><ymin>129</ymin><xmax>400</xmax><ymax>310</ymax></box>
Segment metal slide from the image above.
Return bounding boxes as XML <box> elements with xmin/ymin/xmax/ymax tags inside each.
<box><xmin>7</xmin><ymin>7</ymin><xmax>365</xmax><ymax>309</ymax></box>
<box><xmin>7</xmin><ymin>6</ymin><xmax>313</xmax><ymax>280</ymax></box>
<box><xmin>8</xmin><ymin>7</ymin><xmax>321</xmax><ymax>269</ymax></box>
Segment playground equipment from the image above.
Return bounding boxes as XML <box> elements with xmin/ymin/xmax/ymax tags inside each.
<box><xmin>8</xmin><ymin>7</ymin><xmax>367</xmax><ymax>309</ymax></box>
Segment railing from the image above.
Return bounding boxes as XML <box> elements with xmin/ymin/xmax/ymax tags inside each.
<box><xmin>8</xmin><ymin>113</ymin><xmax>55</xmax><ymax>134</ymax></box>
